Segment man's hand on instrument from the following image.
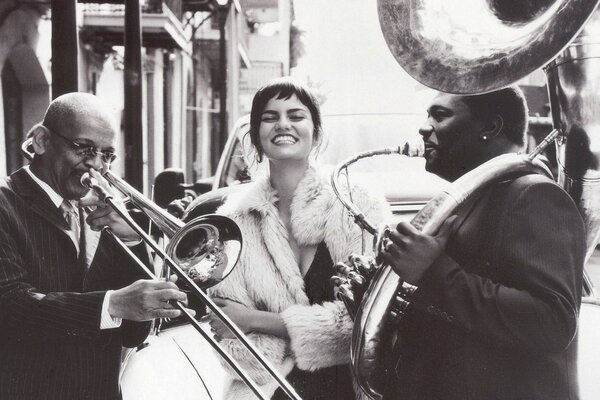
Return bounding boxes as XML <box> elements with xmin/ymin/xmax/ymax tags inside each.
<box><xmin>108</xmin><ymin>278</ymin><xmax>194</xmax><ymax>321</ymax></box>
<box><xmin>378</xmin><ymin>216</ymin><xmax>456</xmax><ymax>284</ymax></box>
<box><xmin>79</xmin><ymin>169</ymin><xmax>141</xmax><ymax>242</ymax></box>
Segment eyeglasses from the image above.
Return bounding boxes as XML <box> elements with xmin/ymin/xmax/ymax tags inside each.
<box><xmin>44</xmin><ymin>125</ymin><xmax>117</xmax><ymax>164</ymax></box>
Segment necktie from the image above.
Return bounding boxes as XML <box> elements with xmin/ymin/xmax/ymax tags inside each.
<box><xmin>60</xmin><ymin>200</ymin><xmax>86</xmax><ymax>267</ymax></box>
<box><xmin>60</xmin><ymin>200</ymin><xmax>80</xmax><ymax>246</ymax></box>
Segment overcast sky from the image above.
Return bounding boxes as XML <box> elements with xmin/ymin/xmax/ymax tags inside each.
<box><xmin>292</xmin><ymin>0</ymin><xmax>436</xmax><ymax>116</ymax></box>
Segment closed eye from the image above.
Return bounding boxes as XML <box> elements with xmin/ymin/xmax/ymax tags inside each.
<box><xmin>430</xmin><ymin>109</ymin><xmax>451</xmax><ymax>122</ymax></box>
<box><xmin>260</xmin><ymin>112</ymin><xmax>279</xmax><ymax>123</ymax></box>
<box><xmin>289</xmin><ymin>114</ymin><xmax>306</xmax><ymax>121</ymax></box>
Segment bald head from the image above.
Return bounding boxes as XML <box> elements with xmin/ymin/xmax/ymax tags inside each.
<box><xmin>43</xmin><ymin>92</ymin><xmax>117</xmax><ymax>137</ymax></box>
<box><xmin>30</xmin><ymin>92</ymin><xmax>118</xmax><ymax>199</ymax></box>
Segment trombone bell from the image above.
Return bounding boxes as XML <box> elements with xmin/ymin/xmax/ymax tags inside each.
<box><xmin>166</xmin><ymin>214</ymin><xmax>242</xmax><ymax>288</ymax></box>
<box><xmin>101</xmin><ymin>168</ymin><xmax>242</xmax><ymax>288</ymax></box>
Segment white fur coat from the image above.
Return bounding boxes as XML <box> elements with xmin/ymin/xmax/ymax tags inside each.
<box><xmin>211</xmin><ymin>166</ymin><xmax>391</xmax><ymax>400</ymax></box>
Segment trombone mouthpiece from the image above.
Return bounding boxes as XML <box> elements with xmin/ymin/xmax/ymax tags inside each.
<box><xmin>80</xmin><ymin>172</ymin><xmax>95</xmax><ymax>188</ymax></box>
<box><xmin>81</xmin><ymin>171</ymin><xmax>110</xmax><ymax>202</ymax></box>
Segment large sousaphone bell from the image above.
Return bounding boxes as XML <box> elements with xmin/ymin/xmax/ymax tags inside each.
<box><xmin>378</xmin><ymin>0</ymin><xmax>599</xmax><ymax>94</ymax></box>
<box><xmin>335</xmin><ymin>1</ymin><xmax>600</xmax><ymax>399</ymax></box>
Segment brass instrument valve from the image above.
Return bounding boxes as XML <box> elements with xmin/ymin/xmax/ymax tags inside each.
<box><xmin>389</xmin><ymin>281</ymin><xmax>418</xmax><ymax>324</ymax></box>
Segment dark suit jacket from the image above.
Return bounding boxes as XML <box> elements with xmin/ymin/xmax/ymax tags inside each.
<box><xmin>383</xmin><ymin>174</ymin><xmax>586</xmax><ymax>400</ymax></box>
<box><xmin>0</xmin><ymin>168</ymin><xmax>151</xmax><ymax>400</ymax></box>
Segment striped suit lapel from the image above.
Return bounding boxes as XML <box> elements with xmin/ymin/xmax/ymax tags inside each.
<box><xmin>9</xmin><ymin>168</ymin><xmax>70</xmax><ymax>233</ymax></box>
<box><xmin>10</xmin><ymin>169</ymin><xmax>103</xmax><ymax>266</ymax></box>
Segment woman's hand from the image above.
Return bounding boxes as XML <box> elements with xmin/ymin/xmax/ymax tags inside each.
<box><xmin>208</xmin><ymin>297</ymin><xmax>255</xmax><ymax>339</ymax></box>
<box><xmin>208</xmin><ymin>297</ymin><xmax>290</xmax><ymax>340</ymax></box>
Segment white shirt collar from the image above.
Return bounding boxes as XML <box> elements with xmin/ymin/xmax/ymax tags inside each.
<box><xmin>24</xmin><ymin>165</ymin><xmax>77</xmax><ymax>210</ymax></box>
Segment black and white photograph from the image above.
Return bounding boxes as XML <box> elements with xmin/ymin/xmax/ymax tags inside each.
<box><xmin>1</xmin><ymin>0</ymin><xmax>600</xmax><ymax>399</ymax></box>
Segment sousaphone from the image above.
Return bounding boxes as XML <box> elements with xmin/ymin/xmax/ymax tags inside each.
<box><xmin>379</xmin><ymin>0</ymin><xmax>599</xmax><ymax>94</ymax></box>
<box><xmin>335</xmin><ymin>1</ymin><xmax>600</xmax><ymax>399</ymax></box>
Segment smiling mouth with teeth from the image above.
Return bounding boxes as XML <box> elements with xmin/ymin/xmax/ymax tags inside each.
<box><xmin>272</xmin><ymin>134</ymin><xmax>298</xmax><ymax>145</ymax></box>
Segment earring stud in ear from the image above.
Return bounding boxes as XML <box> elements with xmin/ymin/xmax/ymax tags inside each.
<box><xmin>481</xmin><ymin>135</ymin><xmax>488</xmax><ymax>141</ymax></box>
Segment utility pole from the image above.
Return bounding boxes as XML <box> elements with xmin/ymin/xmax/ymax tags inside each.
<box><xmin>124</xmin><ymin>0</ymin><xmax>144</xmax><ymax>190</ymax></box>
<box><xmin>51</xmin><ymin>0</ymin><xmax>79</xmax><ymax>98</ymax></box>
<box><xmin>214</xmin><ymin>0</ymin><xmax>231</xmax><ymax>170</ymax></box>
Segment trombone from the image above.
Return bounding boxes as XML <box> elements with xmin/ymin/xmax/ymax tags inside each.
<box><xmin>22</xmin><ymin>139</ymin><xmax>301</xmax><ymax>400</ymax></box>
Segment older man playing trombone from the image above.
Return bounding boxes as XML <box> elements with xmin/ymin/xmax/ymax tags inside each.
<box><xmin>0</xmin><ymin>93</ymin><xmax>190</xmax><ymax>400</ymax></box>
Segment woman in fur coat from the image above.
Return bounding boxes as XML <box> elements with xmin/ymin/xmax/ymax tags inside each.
<box><xmin>208</xmin><ymin>79</ymin><xmax>391</xmax><ymax>400</ymax></box>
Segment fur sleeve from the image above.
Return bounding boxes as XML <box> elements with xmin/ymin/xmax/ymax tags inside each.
<box><xmin>210</xmin><ymin>264</ymin><xmax>295</xmax><ymax>384</ymax></box>
<box><xmin>217</xmin><ymin>333</ymin><xmax>295</xmax><ymax>385</ymax></box>
<box><xmin>280</xmin><ymin>300</ymin><xmax>353</xmax><ymax>370</ymax></box>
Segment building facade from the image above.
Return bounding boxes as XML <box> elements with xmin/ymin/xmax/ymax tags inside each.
<box><xmin>0</xmin><ymin>0</ymin><xmax>293</xmax><ymax>195</ymax></box>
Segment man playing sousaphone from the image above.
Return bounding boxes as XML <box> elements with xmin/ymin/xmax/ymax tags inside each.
<box><xmin>378</xmin><ymin>86</ymin><xmax>585</xmax><ymax>399</ymax></box>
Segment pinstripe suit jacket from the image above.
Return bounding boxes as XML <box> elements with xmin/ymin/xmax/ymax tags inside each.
<box><xmin>0</xmin><ymin>168</ymin><xmax>151</xmax><ymax>400</ymax></box>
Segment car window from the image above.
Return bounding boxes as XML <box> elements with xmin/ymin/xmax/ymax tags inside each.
<box><xmin>222</xmin><ymin>138</ymin><xmax>251</xmax><ymax>187</ymax></box>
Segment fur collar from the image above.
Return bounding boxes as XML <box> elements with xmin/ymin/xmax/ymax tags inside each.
<box><xmin>218</xmin><ymin>165</ymin><xmax>336</xmax><ymax>246</ymax></box>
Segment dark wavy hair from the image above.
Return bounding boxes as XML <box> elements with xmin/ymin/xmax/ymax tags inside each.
<box><xmin>249</xmin><ymin>78</ymin><xmax>322</xmax><ymax>162</ymax></box>
<box><xmin>461</xmin><ymin>85</ymin><xmax>529</xmax><ymax>147</ymax></box>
